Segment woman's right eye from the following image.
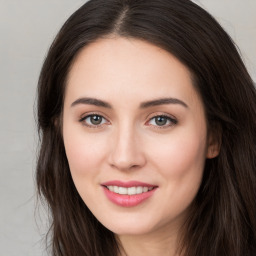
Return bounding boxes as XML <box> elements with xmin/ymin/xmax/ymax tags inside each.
<box><xmin>79</xmin><ymin>114</ymin><xmax>108</xmax><ymax>127</ymax></box>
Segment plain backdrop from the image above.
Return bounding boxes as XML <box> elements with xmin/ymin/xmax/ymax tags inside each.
<box><xmin>0</xmin><ymin>1</ymin><xmax>255</xmax><ymax>255</ymax></box>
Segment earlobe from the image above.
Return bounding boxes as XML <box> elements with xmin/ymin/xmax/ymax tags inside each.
<box><xmin>206</xmin><ymin>125</ymin><xmax>222</xmax><ymax>159</ymax></box>
<box><xmin>206</xmin><ymin>143</ymin><xmax>220</xmax><ymax>159</ymax></box>
<box><xmin>53</xmin><ymin>116</ymin><xmax>64</xmax><ymax>137</ymax></box>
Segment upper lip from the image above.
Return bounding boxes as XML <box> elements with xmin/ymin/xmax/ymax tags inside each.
<box><xmin>101</xmin><ymin>180</ymin><xmax>157</xmax><ymax>188</ymax></box>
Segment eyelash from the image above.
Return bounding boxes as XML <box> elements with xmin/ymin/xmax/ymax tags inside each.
<box><xmin>79</xmin><ymin>113</ymin><xmax>109</xmax><ymax>128</ymax></box>
<box><xmin>79</xmin><ymin>113</ymin><xmax>178</xmax><ymax>129</ymax></box>
<box><xmin>146</xmin><ymin>114</ymin><xmax>177</xmax><ymax>129</ymax></box>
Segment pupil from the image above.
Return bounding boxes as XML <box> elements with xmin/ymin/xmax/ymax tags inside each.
<box><xmin>156</xmin><ymin>116</ymin><xmax>167</xmax><ymax>126</ymax></box>
<box><xmin>91</xmin><ymin>115</ymin><xmax>102</xmax><ymax>125</ymax></box>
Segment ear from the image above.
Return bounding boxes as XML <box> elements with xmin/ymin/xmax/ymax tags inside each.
<box><xmin>206</xmin><ymin>124</ymin><xmax>222</xmax><ymax>159</ymax></box>
<box><xmin>53</xmin><ymin>115</ymin><xmax>63</xmax><ymax>134</ymax></box>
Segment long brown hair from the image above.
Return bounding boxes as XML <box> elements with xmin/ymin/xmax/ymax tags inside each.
<box><xmin>36</xmin><ymin>0</ymin><xmax>256</xmax><ymax>255</ymax></box>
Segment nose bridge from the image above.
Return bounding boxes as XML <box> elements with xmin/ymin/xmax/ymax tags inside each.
<box><xmin>108</xmin><ymin>121</ymin><xmax>145</xmax><ymax>170</ymax></box>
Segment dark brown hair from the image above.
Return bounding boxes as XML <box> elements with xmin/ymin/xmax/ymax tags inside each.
<box><xmin>36</xmin><ymin>0</ymin><xmax>256</xmax><ymax>255</ymax></box>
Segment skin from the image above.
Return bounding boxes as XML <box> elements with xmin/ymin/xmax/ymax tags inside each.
<box><xmin>62</xmin><ymin>37</ymin><xmax>219</xmax><ymax>256</ymax></box>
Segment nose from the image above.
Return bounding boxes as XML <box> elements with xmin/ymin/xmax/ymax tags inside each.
<box><xmin>108</xmin><ymin>125</ymin><xmax>146</xmax><ymax>171</ymax></box>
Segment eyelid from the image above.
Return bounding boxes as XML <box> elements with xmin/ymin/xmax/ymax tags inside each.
<box><xmin>79</xmin><ymin>112</ymin><xmax>110</xmax><ymax>128</ymax></box>
<box><xmin>78</xmin><ymin>111</ymin><xmax>177</xmax><ymax>129</ymax></box>
<box><xmin>145</xmin><ymin>112</ymin><xmax>178</xmax><ymax>128</ymax></box>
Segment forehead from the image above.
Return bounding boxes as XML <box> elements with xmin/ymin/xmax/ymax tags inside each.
<box><xmin>65</xmin><ymin>37</ymin><xmax>201</xmax><ymax>109</ymax></box>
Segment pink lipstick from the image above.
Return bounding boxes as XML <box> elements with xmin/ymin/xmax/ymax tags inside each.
<box><xmin>101</xmin><ymin>180</ymin><xmax>158</xmax><ymax>207</ymax></box>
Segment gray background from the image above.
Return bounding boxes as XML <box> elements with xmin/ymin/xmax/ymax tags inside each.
<box><xmin>0</xmin><ymin>1</ymin><xmax>255</xmax><ymax>255</ymax></box>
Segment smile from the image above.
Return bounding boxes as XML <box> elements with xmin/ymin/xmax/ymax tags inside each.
<box><xmin>101</xmin><ymin>181</ymin><xmax>158</xmax><ymax>207</ymax></box>
<box><xmin>106</xmin><ymin>186</ymin><xmax>154</xmax><ymax>195</ymax></box>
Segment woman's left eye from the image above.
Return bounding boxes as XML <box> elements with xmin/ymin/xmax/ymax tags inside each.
<box><xmin>147</xmin><ymin>115</ymin><xmax>177</xmax><ymax>127</ymax></box>
<box><xmin>79</xmin><ymin>114</ymin><xmax>108</xmax><ymax>127</ymax></box>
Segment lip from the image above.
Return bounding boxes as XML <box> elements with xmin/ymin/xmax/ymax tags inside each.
<box><xmin>101</xmin><ymin>180</ymin><xmax>158</xmax><ymax>207</ymax></box>
<box><xmin>101</xmin><ymin>180</ymin><xmax>156</xmax><ymax>188</ymax></box>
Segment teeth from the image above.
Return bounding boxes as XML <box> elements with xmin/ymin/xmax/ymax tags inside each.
<box><xmin>106</xmin><ymin>186</ymin><xmax>154</xmax><ymax>195</ymax></box>
<box><xmin>119</xmin><ymin>187</ymin><xmax>127</xmax><ymax>194</ymax></box>
<box><xmin>143</xmin><ymin>187</ymin><xmax>148</xmax><ymax>192</ymax></box>
<box><xmin>128</xmin><ymin>187</ymin><xmax>136</xmax><ymax>195</ymax></box>
<box><xmin>136</xmin><ymin>186</ymin><xmax>143</xmax><ymax>194</ymax></box>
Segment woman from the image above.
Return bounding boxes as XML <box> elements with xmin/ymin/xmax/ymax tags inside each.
<box><xmin>36</xmin><ymin>0</ymin><xmax>256</xmax><ymax>255</ymax></box>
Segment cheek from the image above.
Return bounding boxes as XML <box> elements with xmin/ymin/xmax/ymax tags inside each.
<box><xmin>63</xmin><ymin>125</ymin><xmax>110</xmax><ymax>206</ymax></box>
<box><xmin>63</xmin><ymin>125</ymin><xmax>107</xmax><ymax>177</ymax></box>
<box><xmin>147</xmin><ymin>129</ymin><xmax>207</xmax><ymax>218</ymax></box>
<box><xmin>148</xmin><ymin>127</ymin><xmax>207</xmax><ymax>180</ymax></box>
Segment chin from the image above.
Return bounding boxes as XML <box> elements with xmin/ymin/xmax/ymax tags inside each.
<box><xmin>98</xmin><ymin>213</ymin><xmax>159</xmax><ymax>236</ymax></box>
<box><xmin>108</xmin><ymin>224</ymin><xmax>154</xmax><ymax>236</ymax></box>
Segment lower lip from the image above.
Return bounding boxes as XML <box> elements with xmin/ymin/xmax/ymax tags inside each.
<box><xmin>102</xmin><ymin>186</ymin><xmax>156</xmax><ymax>207</ymax></box>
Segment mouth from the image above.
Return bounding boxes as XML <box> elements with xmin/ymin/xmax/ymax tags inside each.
<box><xmin>104</xmin><ymin>185</ymin><xmax>155</xmax><ymax>195</ymax></box>
<box><xmin>101</xmin><ymin>180</ymin><xmax>158</xmax><ymax>207</ymax></box>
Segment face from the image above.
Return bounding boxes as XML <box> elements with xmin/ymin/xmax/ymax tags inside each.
<box><xmin>63</xmin><ymin>37</ymin><xmax>217</xmax><ymax>238</ymax></box>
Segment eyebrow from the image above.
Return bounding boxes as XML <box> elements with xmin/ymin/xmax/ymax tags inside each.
<box><xmin>140</xmin><ymin>98</ymin><xmax>188</xmax><ymax>108</ymax></box>
<box><xmin>71</xmin><ymin>97</ymin><xmax>112</xmax><ymax>108</ymax></box>
<box><xmin>70</xmin><ymin>97</ymin><xmax>188</xmax><ymax>109</ymax></box>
